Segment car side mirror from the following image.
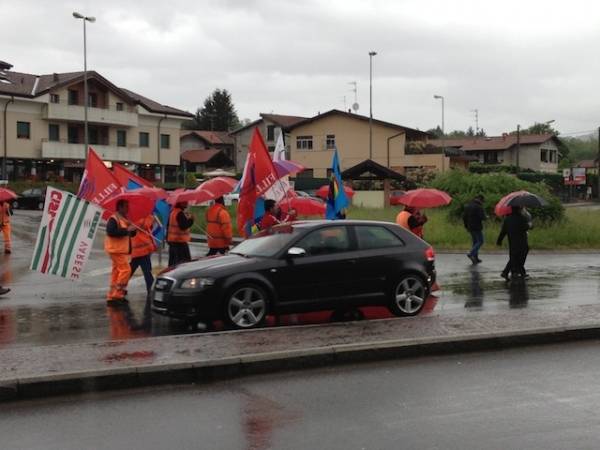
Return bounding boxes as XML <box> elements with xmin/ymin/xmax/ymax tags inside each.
<box><xmin>287</xmin><ymin>247</ymin><xmax>306</xmax><ymax>258</ymax></box>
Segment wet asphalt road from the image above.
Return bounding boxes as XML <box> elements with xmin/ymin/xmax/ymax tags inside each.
<box><xmin>0</xmin><ymin>211</ymin><xmax>599</xmax><ymax>348</ymax></box>
<box><xmin>4</xmin><ymin>339</ymin><xmax>600</xmax><ymax>450</ymax></box>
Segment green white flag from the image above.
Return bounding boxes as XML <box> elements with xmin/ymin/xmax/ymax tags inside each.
<box><xmin>30</xmin><ymin>187</ymin><xmax>102</xmax><ymax>280</ymax></box>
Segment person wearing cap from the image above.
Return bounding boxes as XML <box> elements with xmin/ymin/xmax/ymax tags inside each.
<box><xmin>105</xmin><ymin>200</ymin><xmax>136</xmax><ymax>305</ymax></box>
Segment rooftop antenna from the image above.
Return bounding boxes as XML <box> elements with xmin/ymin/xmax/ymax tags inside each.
<box><xmin>471</xmin><ymin>109</ymin><xmax>479</xmax><ymax>134</ymax></box>
<box><xmin>348</xmin><ymin>81</ymin><xmax>359</xmax><ymax>112</ymax></box>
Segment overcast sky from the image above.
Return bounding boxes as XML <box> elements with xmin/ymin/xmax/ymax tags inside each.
<box><xmin>2</xmin><ymin>0</ymin><xmax>600</xmax><ymax>136</ymax></box>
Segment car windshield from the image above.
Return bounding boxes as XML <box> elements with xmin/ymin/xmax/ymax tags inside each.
<box><xmin>231</xmin><ymin>225</ymin><xmax>300</xmax><ymax>257</ymax></box>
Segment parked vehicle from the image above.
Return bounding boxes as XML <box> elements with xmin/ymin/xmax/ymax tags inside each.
<box><xmin>12</xmin><ymin>188</ymin><xmax>46</xmax><ymax>210</ymax></box>
<box><xmin>152</xmin><ymin>220</ymin><xmax>436</xmax><ymax>329</ymax></box>
<box><xmin>389</xmin><ymin>190</ymin><xmax>407</xmax><ymax>206</ymax></box>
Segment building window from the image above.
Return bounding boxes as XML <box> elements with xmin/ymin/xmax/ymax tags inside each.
<box><xmin>89</xmin><ymin>127</ymin><xmax>99</xmax><ymax>145</ymax></box>
<box><xmin>267</xmin><ymin>125</ymin><xmax>276</xmax><ymax>141</ymax></box>
<box><xmin>117</xmin><ymin>130</ymin><xmax>127</xmax><ymax>147</ymax></box>
<box><xmin>296</xmin><ymin>169</ymin><xmax>314</xmax><ymax>178</ymax></box>
<box><xmin>16</xmin><ymin>121</ymin><xmax>30</xmax><ymax>139</ymax></box>
<box><xmin>88</xmin><ymin>92</ymin><xmax>98</xmax><ymax>108</ymax></box>
<box><xmin>116</xmin><ymin>102</ymin><xmax>124</xmax><ymax>111</ymax></box>
<box><xmin>326</xmin><ymin>134</ymin><xmax>336</xmax><ymax>149</ymax></box>
<box><xmin>68</xmin><ymin>126</ymin><xmax>79</xmax><ymax>144</ymax></box>
<box><xmin>268</xmin><ymin>145</ymin><xmax>275</xmax><ymax>152</ymax></box>
<box><xmin>296</xmin><ymin>135</ymin><xmax>313</xmax><ymax>150</ymax></box>
<box><xmin>483</xmin><ymin>151</ymin><xmax>499</xmax><ymax>164</ymax></box>
<box><xmin>68</xmin><ymin>90</ymin><xmax>78</xmax><ymax>105</ymax></box>
<box><xmin>48</xmin><ymin>124</ymin><xmax>60</xmax><ymax>142</ymax></box>
<box><xmin>50</xmin><ymin>94</ymin><xmax>60</xmax><ymax>104</ymax></box>
<box><xmin>160</xmin><ymin>134</ymin><xmax>170</xmax><ymax>149</ymax></box>
<box><xmin>541</xmin><ymin>148</ymin><xmax>555</xmax><ymax>163</ymax></box>
<box><xmin>139</xmin><ymin>132</ymin><xmax>150</xmax><ymax>147</ymax></box>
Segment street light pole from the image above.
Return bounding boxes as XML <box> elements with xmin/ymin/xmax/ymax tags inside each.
<box><xmin>369</xmin><ymin>51</ymin><xmax>377</xmax><ymax>160</ymax></box>
<box><xmin>433</xmin><ymin>95</ymin><xmax>445</xmax><ymax>169</ymax></box>
<box><xmin>73</xmin><ymin>12</ymin><xmax>95</xmax><ymax>160</ymax></box>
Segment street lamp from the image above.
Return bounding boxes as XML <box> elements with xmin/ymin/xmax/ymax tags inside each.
<box><xmin>369</xmin><ymin>51</ymin><xmax>377</xmax><ymax>160</ymax></box>
<box><xmin>433</xmin><ymin>95</ymin><xmax>445</xmax><ymax>169</ymax></box>
<box><xmin>73</xmin><ymin>11</ymin><xmax>95</xmax><ymax>160</ymax></box>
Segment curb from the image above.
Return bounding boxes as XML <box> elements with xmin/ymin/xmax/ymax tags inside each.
<box><xmin>2</xmin><ymin>323</ymin><xmax>600</xmax><ymax>403</ymax></box>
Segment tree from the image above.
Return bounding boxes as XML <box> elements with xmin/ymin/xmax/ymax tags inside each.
<box><xmin>510</xmin><ymin>122</ymin><xmax>560</xmax><ymax>136</ymax></box>
<box><xmin>425</xmin><ymin>126</ymin><xmax>443</xmax><ymax>138</ymax></box>
<box><xmin>184</xmin><ymin>89</ymin><xmax>240</xmax><ymax>131</ymax></box>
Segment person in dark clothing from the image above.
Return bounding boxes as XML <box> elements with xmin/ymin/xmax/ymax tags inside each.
<box><xmin>497</xmin><ymin>206</ymin><xmax>531</xmax><ymax>280</ymax></box>
<box><xmin>167</xmin><ymin>202</ymin><xmax>194</xmax><ymax>267</ymax></box>
<box><xmin>463</xmin><ymin>195</ymin><xmax>486</xmax><ymax>264</ymax></box>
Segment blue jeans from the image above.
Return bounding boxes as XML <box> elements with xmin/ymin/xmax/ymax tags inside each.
<box><xmin>469</xmin><ymin>230</ymin><xmax>484</xmax><ymax>259</ymax></box>
<box><xmin>130</xmin><ymin>255</ymin><xmax>154</xmax><ymax>293</ymax></box>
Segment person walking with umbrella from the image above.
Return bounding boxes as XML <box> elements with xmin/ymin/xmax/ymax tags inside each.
<box><xmin>130</xmin><ymin>214</ymin><xmax>158</xmax><ymax>296</ymax></box>
<box><xmin>206</xmin><ymin>197</ymin><xmax>233</xmax><ymax>256</ymax></box>
<box><xmin>463</xmin><ymin>195</ymin><xmax>486</xmax><ymax>264</ymax></box>
<box><xmin>497</xmin><ymin>206</ymin><xmax>531</xmax><ymax>280</ymax></box>
<box><xmin>167</xmin><ymin>202</ymin><xmax>195</xmax><ymax>267</ymax></box>
<box><xmin>395</xmin><ymin>188</ymin><xmax>451</xmax><ymax>239</ymax></box>
<box><xmin>0</xmin><ymin>200</ymin><xmax>12</xmax><ymax>254</ymax></box>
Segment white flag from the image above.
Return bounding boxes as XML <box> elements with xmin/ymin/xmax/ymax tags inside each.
<box><xmin>264</xmin><ymin>131</ymin><xmax>289</xmax><ymax>201</ymax></box>
<box><xmin>30</xmin><ymin>187</ymin><xmax>103</xmax><ymax>280</ymax></box>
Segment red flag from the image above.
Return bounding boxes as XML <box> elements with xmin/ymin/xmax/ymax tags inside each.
<box><xmin>77</xmin><ymin>147</ymin><xmax>122</xmax><ymax>207</ymax></box>
<box><xmin>237</xmin><ymin>129</ymin><xmax>280</xmax><ymax>237</ymax></box>
<box><xmin>113</xmin><ymin>163</ymin><xmax>154</xmax><ymax>188</ymax></box>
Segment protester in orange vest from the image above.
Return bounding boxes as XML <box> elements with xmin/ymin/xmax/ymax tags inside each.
<box><xmin>130</xmin><ymin>214</ymin><xmax>157</xmax><ymax>295</ymax></box>
<box><xmin>396</xmin><ymin>206</ymin><xmax>428</xmax><ymax>238</ymax></box>
<box><xmin>0</xmin><ymin>201</ymin><xmax>12</xmax><ymax>254</ymax></box>
<box><xmin>206</xmin><ymin>197</ymin><xmax>232</xmax><ymax>256</ymax></box>
<box><xmin>167</xmin><ymin>201</ymin><xmax>194</xmax><ymax>267</ymax></box>
<box><xmin>104</xmin><ymin>200</ymin><xmax>136</xmax><ymax>305</ymax></box>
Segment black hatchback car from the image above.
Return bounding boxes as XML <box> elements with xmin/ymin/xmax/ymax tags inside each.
<box><xmin>12</xmin><ymin>188</ymin><xmax>45</xmax><ymax>210</ymax></box>
<box><xmin>152</xmin><ymin>220</ymin><xmax>436</xmax><ymax>329</ymax></box>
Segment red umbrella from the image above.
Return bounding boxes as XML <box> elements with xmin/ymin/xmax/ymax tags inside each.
<box><xmin>278</xmin><ymin>197</ymin><xmax>326</xmax><ymax>217</ymax></box>
<box><xmin>167</xmin><ymin>189</ymin><xmax>214</xmax><ymax>206</ymax></box>
<box><xmin>197</xmin><ymin>176</ymin><xmax>238</xmax><ymax>198</ymax></box>
<box><xmin>395</xmin><ymin>188</ymin><xmax>452</xmax><ymax>208</ymax></box>
<box><xmin>0</xmin><ymin>188</ymin><xmax>17</xmax><ymax>202</ymax></box>
<box><xmin>101</xmin><ymin>192</ymin><xmax>156</xmax><ymax>222</ymax></box>
<box><xmin>126</xmin><ymin>186</ymin><xmax>168</xmax><ymax>200</ymax></box>
<box><xmin>315</xmin><ymin>184</ymin><xmax>354</xmax><ymax>199</ymax></box>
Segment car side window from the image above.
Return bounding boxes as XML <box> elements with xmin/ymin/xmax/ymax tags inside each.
<box><xmin>356</xmin><ymin>226</ymin><xmax>404</xmax><ymax>250</ymax></box>
<box><xmin>22</xmin><ymin>189</ymin><xmax>32</xmax><ymax>196</ymax></box>
<box><xmin>295</xmin><ymin>226</ymin><xmax>351</xmax><ymax>256</ymax></box>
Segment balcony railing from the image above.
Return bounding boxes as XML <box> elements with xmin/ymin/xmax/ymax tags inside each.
<box><xmin>41</xmin><ymin>139</ymin><xmax>142</xmax><ymax>163</ymax></box>
<box><xmin>42</xmin><ymin>101</ymin><xmax>138</xmax><ymax>127</ymax></box>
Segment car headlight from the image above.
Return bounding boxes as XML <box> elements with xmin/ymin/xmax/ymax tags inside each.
<box><xmin>180</xmin><ymin>277</ymin><xmax>215</xmax><ymax>289</ymax></box>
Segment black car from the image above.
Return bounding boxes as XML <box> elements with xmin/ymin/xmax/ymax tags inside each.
<box><xmin>152</xmin><ymin>220</ymin><xmax>436</xmax><ymax>329</ymax></box>
<box><xmin>13</xmin><ymin>188</ymin><xmax>45</xmax><ymax>210</ymax></box>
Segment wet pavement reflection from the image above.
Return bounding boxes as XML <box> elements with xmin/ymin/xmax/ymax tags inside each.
<box><xmin>0</xmin><ymin>211</ymin><xmax>599</xmax><ymax>349</ymax></box>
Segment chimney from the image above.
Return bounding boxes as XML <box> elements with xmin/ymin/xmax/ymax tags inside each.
<box><xmin>502</xmin><ymin>133</ymin><xmax>508</xmax><ymax>141</ymax></box>
<box><xmin>53</xmin><ymin>73</ymin><xmax>59</xmax><ymax>82</ymax></box>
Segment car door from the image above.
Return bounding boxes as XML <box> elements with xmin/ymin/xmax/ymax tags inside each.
<box><xmin>352</xmin><ymin>224</ymin><xmax>408</xmax><ymax>301</ymax></box>
<box><xmin>272</xmin><ymin>225</ymin><xmax>359</xmax><ymax>313</ymax></box>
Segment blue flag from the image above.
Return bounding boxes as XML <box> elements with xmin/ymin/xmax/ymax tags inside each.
<box><xmin>126</xmin><ymin>180</ymin><xmax>170</xmax><ymax>244</ymax></box>
<box><xmin>325</xmin><ymin>149</ymin><xmax>349</xmax><ymax>220</ymax></box>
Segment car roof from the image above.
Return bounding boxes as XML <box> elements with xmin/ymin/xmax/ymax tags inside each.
<box><xmin>277</xmin><ymin>219</ymin><xmax>398</xmax><ymax>230</ymax></box>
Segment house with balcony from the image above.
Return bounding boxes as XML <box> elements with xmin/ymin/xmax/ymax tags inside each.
<box><xmin>0</xmin><ymin>61</ymin><xmax>192</xmax><ymax>182</ymax></box>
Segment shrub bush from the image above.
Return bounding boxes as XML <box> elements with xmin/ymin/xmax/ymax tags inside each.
<box><xmin>429</xmin><ymin>170</ymin><xmax>564</xmax><ymax>224</ymax></box>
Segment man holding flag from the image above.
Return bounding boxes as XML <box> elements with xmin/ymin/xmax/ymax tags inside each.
<box><xmin>105</xmin><ymin>200</ymin><xmax>136</xmax><ymax>305</ymax></box>
<box><xmin>326</xmin><ymin>148</ymin><xmax>349</xmax><ymax>220</ymax></box>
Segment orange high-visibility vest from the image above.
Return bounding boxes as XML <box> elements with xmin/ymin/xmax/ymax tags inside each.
<box><xmin>167</xmin><ymin>208</ymin><xmax>191</xmax><ymax>243</ymax></box>
<box><xmin>131</xmin><ymin>215</ymin><xmax>157</xmax><ymax>258</ymax></box>
<box><xmin>206</xmin><ymin>204</ymin><xmax>232</xmax><ymax>248</ymax></box>
<box><xmin>396</xmin><ymin>210</ymin><xmax>412</xmax><ymax>229</ymax></box>
<box><xmin>104</xmin><ymin>214</ymin><xmax>131</xmax><ymax>255</ymax></box>
<box><xmin>0</xmin><ymin>203</ymin><xmax>10</xmax><ymax>226</ymax></box>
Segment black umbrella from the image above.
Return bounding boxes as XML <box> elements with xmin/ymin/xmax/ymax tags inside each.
<box><xmin>506</xmin><ymin>192</ymin><xmax>547</xmax><ymax>208</ymax></box>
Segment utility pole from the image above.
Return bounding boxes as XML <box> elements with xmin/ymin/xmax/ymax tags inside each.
<box><xmin>597</xmin><ymin>127</ymin><xmax>600</xmax><ymax>200</ymax></box>
<box><xmin>369</xmin><ymin>51</ymin><xmax>377</xmax><ymax>160</ymax></box>
<box><xmin>515</xmin><ymin>124</ymin><xmax>521</xmax><ymax>170</ymax></box>
<box><xmin>471</xmin><ymin>109</ymin><xmax>479</xmax><ymax>135</ymax></box>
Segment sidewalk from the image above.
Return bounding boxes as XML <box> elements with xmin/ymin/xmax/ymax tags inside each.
<box><xmin>3</xmin><ymin>303</ymin><xmax>600</xmax><ymax>402</ymax></box>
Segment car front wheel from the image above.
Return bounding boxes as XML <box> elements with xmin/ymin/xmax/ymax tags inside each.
<box><xmin>11</xmin><ymin>201</ymin><xmax>18</xmax><ymax>210</ymax></box>
<box><xmin>224</xmin><ymin>284</ymin><xmax>268</xmax><ymax>329</ymax></box>
<box><xmin>37</xmin><ymin>201</ymin><xmax>44</xmax><ymax>210</ymax></box>
<box><xmin>389</xmin><ymin>275</ymin><xmax>427</xmax><ymax>317</ymax></box>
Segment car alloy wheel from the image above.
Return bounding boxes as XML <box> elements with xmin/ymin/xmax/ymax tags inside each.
<box><xmin>392</xmin><ymin>276</ymin><xmax>426</xmax><ymax>316</ymax></box>
<box><xmin>38</xmin><ymin>202</ymin><xmax>44</xmax><ymax>210</ymax></box>
<box><xmin>226</xmin><ymin>285</ymin><xmax>267</xmax><ymax>329</ymax></box>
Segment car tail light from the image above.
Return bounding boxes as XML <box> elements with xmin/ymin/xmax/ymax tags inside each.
<box><xmin>425</xmin><ymin>246</ymin><xmax>435</xmax><ymax>262</ymax></box>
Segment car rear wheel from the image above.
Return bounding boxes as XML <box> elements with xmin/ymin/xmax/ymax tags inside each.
<box><xmin>224</xmin><ymin>284</ymin><xmax>268</xmax><ymax>329</ymax></box>
<box><xmin>11</xmin><ymin>201</ymin><xmax>18</xmax><ymax>210</ymax></box>
<box><xmin>389</xmin><ymin>275</ymin><xmax>427</xmax><ymax>316</ymax></box>
<box><xmin>37</xmin><ymin>201</ymin><xmax>44</xmax><ymax>210</ymax></box>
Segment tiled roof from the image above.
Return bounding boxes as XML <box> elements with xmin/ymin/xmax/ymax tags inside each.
<box><xmin>180</xmin><ymin>130</ymin><xmax>234</xmax><ymax>145</ymax></box>
<box><xmin>434</xmin><ymin>133</ymin><xmax>558</xmax><ymax>152</ymax></box>
<box><xmin>230</xmin><ymin>114</ymin><xmax>308</xmax><ymax>135</ymax></box>
<box><xmin>577</xmin><ymin>159</ymin><xmax>597</xmax><ymax>168</ymax></box>
<box><xmin>181</xmin><ymin>149</ymin><xmax>222</xmax><ymax>163</ymax></box>
<box><xmin>0</xmin><ymin>67</ymin><xmax>192</xmax><ymax>117</ymax></box>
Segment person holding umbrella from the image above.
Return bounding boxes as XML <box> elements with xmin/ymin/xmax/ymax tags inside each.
<box><xmin>167</xmin><ymin>202</ymin><xmax>194</xmax><ymax>267</ymax></box>
<box><xmin>497</xmin><ymin>206</ymin><xmax>531</xmax><ymax>280</ymax></box>
<box><xmin>205</xmin><ymin>197</ymin><xmax>233</xmax><ymax>256</ymax></box>
<box><xmin>396</xmin><ymin>206</ymin><xmax>427</xmax><ymax>238</ymax></box>
<box><xmin>0</xmin><ymin>200</ymin><xmax>12</xmax><ymax>254</ymax></box>
<box><xmin>105</xmin><ymin>200</ymin><xmax>137</xmax><ymax>305</ymax></box>
<box><xmin>130</xmin><ymin>214</ymin><xmax>158</xmax><ymax>296</ymax></box>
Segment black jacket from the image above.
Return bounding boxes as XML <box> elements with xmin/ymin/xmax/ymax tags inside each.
<box><xmin>176</xmin><ymin>211</ymin><xmax>194</xmax><ymax>230</ymax></box>
<box><xmin>497</xmin><ymin>213</ymin><xmax>530</xmax><ymax>250</ymax></box>
<box><xmin>463</xmin><ymin>200</ymin><xmax>485</xmax><ymax>232</ymax></box>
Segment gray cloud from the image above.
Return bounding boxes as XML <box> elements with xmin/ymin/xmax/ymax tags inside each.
<box><xmin>2</xmin><ymin>0</ymin><xmax>600</xmax><ymax>135</ymax></box>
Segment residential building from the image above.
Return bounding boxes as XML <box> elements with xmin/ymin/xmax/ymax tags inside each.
<box><xmin>576</xmin><ymin>159</ymin><xmax>598</xmax><ymax>175</ymax></box>
<box><xmin>0</xmin><ymin>61</ymin><xmax>192</xmax><ymax>182</ymax></box>
<box><xmin>287</xmin><ymin>109</ymin><xmax>458</xmax><ymax>178</ymax></box>
<box><xmin>437</xmin><ymin>133</ymin><xmax>562</xmax><ymax>173</ymax></box>
<box><xmin>230</xmin><ymin>113</ymin><xmax>307</xmax><ymax>171</ymax></box>
<box><xmin>179</xmin><ymin>130</ymin><xmax>234</xmax><ymax>173</ymax></box>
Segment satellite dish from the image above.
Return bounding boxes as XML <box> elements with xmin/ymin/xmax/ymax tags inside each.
<box><xmin>352</xmin><ymin>102</ymin><xmax>359</xmax><ymax>112</ymax></box>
